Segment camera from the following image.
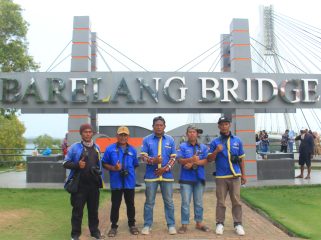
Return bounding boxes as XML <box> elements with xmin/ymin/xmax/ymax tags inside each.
<box><xmin>231</xmin><ymin>155</ymin><xmax>241</xmax><ymax>164</ymax></box>
<box><xmin>91</xmin><ymin>166</ymin><xmax>102</xmax><ymax>176</ymax></box>
<box><xmin>120</xmin><ymin>169</ymin><xmax>129</xmax><ymax>177</ymax></box>
<box><xmin>192</xmin><ymin>164</ymin><xmax>198</xmax><ymax>170</ymax></box>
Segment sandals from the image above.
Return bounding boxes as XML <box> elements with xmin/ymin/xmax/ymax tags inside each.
<box><xmin>129</xmin><ymin>226</ymin><xmax>139</xmax><ymax>235</ymax></box>
<box><xmin>107</xmin><ymin>228</ymin><xmax>117</xmax><ymax>237</ymax></box>
<box><xmin>196</xmin><ymin>225</ymin><xmax>210</xmax><ymax>232</ymax></box>
<box><xmin>178</xmin><ymin>225</ymin><xmax>188</xmax><ymax>234</ymax></box>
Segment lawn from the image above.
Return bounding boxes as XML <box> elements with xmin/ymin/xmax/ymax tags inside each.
<box><xmin>241</xmin><ymin>185</ymin><xmax>321</xmax><ymax>239</ymax></box>
<box><xmin>0</xmin><ymin>189</ymin><xmax>109</xmax><ymax>240</ymax></box>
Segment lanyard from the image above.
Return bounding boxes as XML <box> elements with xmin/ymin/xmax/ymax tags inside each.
<box><xmin>117</xmin><ymin>144</ymin><xmax>129</xmax><ymax>170</ymax></box>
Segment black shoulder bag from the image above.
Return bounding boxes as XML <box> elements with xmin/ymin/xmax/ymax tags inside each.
<box><xmin>65</xmin><ymin>171</ymin><xmax>80</xmax><ymax>194</ymax></box>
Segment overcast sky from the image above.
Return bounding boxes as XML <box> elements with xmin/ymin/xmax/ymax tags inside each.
<box><xmin>13</xmin><ymin>0</ymin><xmax>321</xmax><ymax>138</ymax></box>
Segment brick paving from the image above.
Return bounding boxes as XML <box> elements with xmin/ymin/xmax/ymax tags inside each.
<box><xmin>82</xmin><ymin>190</ymin><xmax>302</xmax><ymax>240</ymax></box>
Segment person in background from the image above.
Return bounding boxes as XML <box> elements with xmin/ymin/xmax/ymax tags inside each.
<box><xmin>312</xmin><ymin>132</ymin><xmax>321</xmax><ymax>156</ymax></box>
<box><xmin>177</xmin><ymin>125</ymin><xmax>209</xmax><ymax>234</ymax></box>
<box><xmin>207</xmin><ymin>116</ymin><xmax>246</xmax><ymax>236</ymax></box>
<box><xmin>62</xmin><ymin>133</ymin><xmax>68</xmax><ymax>156</ymax></box>
<box><xmin>140</xmin><ymin>116</ymin><xmax>177</xmax><ymax>235</ymax></box>
<box><xmin>63</xmin><ymin>124</ymin><xmax>104</xmax><ymax>240</ymax></box>
<box><xmin>102</xmin><ymin>126</ymin><xmax>139</xmax><ymax>237</ymax></box>
<box><xmin>295</xmin><ymin>129</ymin><xmax>314</xmax><ymax>179</ymax></box>
<box><xmin>280</xmin><ymin>130</ymin><xmax>289</xmax><ymax>153</ymax></box>
<box><xmin>288</xmin><ymin>130</ymin><xmax>295</xmax><ymax>153</ymax></box>
<box><xmin>260</xmin><ymin>133</ymin><xmax>269</xmax><ymax>153</ymax></box>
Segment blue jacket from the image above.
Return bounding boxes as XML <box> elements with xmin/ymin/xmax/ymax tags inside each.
<box><xmin>102</xmin><ymin>143</ymin><xmax>139</xmax><ymax>189</ymax></box>
<box><xmin>63</xmin><ymin>142</ymin><xmax>103</xmax><ymax>188</ymax></box>
<box><xmin>177</xmin><ymin>141</ymin><xmax>208</xmax><ymax>183</ymax></box>
<box><xmin>209</xmin><ymin>134</ymin><xmax>245</xmax><ymax>178</ymax></box>
<box><xmin>141</xmin><ymin>133</ymin><xmax>177</xmax><ymax>181</ymax></box>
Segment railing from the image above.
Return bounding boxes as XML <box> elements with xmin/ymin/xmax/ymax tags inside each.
<box><xmin>0</xmin><ymin>148</ymin><xmax>63</xmax><ymax>169</ymax></box>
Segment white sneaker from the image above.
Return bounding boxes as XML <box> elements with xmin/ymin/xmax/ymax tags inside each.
<box><xmin>235</xmin><ymin>224</ymin><xmax>245</xmax><ymax>236</ymax></box>
<box><xmin>141</xmin><ymin>226</ymin><xmax>151</xmax><ymax>235</ymax></box>
<box><xmin>215</xmin><ymin>223</ymin><xmax>224</xmax><ymax>235</ymax></box>
<box><xmin>168</xmin><ymin>226</ymin><xmax>177</xmax><ymax>235</ymax></box>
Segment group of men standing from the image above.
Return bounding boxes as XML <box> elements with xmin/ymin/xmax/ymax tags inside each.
<box><xmin>63</xmin><ymin>115</ymin><xmax>247</xmax><ymax>240</ymax></box>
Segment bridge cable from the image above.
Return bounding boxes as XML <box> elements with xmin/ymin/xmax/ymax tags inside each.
<box><xmin>96</xmin><ymin>49</ymin><xmax>112</xmax><ymax>72</ymax></box>
<box><xmin>175</xmin><ymin>35</ymin><xmax>230</xmax><ymax>72</ymax></box>
<box><xmin>250</xmin><ymin>37</ymin><xmax>307</xmax><ymax>73</ymax></box>
<box><xmin>186</xmin><ymin>46</ymin><xmax>221</xmax><ymax>72</ymax></box>
<box><xmin>250</xmin><ymin>43</ymin><xmax>275</xmax><ymax>73</ymax></box>
<box><xmin>208</xmin><ymin>51</ymin><xmax>222</xmax><ymax>72</ymax></box>
<box><xmin>45</xmin><ymin>40</ymin><xmax>72</xmax><ymax>72</ymax></box>
<box><xmin>47</xmin><ymin>54</ymin><xmax>71</xmax><ymax>72</ymax></box>
<box><xmin>97</xmin><ymin>45</ymin><xmax>132</xmax><ymax>71</ymax></box>
<box><xmin>97</xmin><ymin>37</ymin><xmax>149</xmax><ymax>72</ymax></box>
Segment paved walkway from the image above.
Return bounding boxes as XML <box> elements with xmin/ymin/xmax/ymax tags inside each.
<box><xmin>81</xmin><ymin>190</ymin><xmax>301</xmax><ymax>240</ymax></box>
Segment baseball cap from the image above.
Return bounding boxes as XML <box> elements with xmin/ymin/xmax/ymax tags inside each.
<box><xmin>217</xmin><ymin>116</ymin><xmax>231</xmax><ymax>124</ymax></box>
<box><xmin>117</xmin><ymin>126</ymin><xmax>130</xmax><ymax>135</ymax></box>
<box><xmin>186</xmin><ymin>125</ymin><xmax>203</xmax><ymax>134</ymax></box>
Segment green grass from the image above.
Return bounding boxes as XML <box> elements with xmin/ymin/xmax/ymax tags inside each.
<box><xmin>241</xmin><ymin>185</ymin><xmax>321</xmax><ymax>239</ymax></box>
<box><xmin>0</xmin><ymin>189</ymin><xmax>109</xmax><ymax>240</ymax></box>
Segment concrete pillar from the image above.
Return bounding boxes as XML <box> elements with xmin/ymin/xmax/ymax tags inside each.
<box><xmin>91</xmin><ymin>32</ymin><xmax>97</xmax><ymax>72</ymax></box>
<box><xmin>68</xmin><ymin>16</ymin><xmax>92</xmax><ymax>145</ymax></box>
<box><xmin>68</xmin><ymin>109</ymin><xmax>91</xmax><ymax>145</ymax></box>
<box><xmin>71</xmin><ymin>16</ymin><xmax>91</xmax><ymax>72</ymax></box>
<box><xmin>229</xmin><ymin>19</ymin><xmax>257</xmax><ymax>180</ymax></box>
<box><xmin>220</xmin><ymin>34</ymin><xmax>231</xmax><ymax>72</ymax></box>
<box><xmin>233</xmin><ymin>109</ymin><xmax>257</xmax><ymax>180</ymax></box>
<box><xmin>230</xmin><ymin>19</ymin><xmax>252</xmax><ymax>73</ymax></box>
<box><xmin>90</xmin><ymin>32</ymin><xmax>99</xmax><ymax>134</ymax></box>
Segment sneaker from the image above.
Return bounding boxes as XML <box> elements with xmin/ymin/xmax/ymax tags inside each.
<box><xmin>235</xmin><ymin>224</ymin><xmax>245</xmax><ymax>236</ymax></box>
<box><xmin>168</xmin><ymin>226</ymin><xmax>177</xmax><ymax>235</ymax></box>
<box><xmin>141</xmin><ymin>226</ymin><xmax>151</xmax><ymax>235</ymax></box>
<box><xmin>71</xmin><ymin>237</ymin><xmax>79</xmax><ymax>240</ymax></box>
<box><xmin>215</xmin><ymin>223</ymin><xmax>224</xmax><ymax>235</ymax></box>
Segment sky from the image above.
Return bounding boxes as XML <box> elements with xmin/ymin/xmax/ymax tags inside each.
<box><xmin>12</xmin><ymin>0</ymin><xmax>321</xmax><ymax>138</ymax></box>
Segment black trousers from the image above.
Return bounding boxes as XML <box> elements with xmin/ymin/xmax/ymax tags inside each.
<box><xmin>70</xmin><ymin>184</ymin><xmax>100</xmax><ymax>237</ymax></box>
<box><xmin>280</xmin><ymin>145</ymin><xmax>287</xmax><ymax>153</ymax></box>
<box><xmin>111</xmin><ymin>189</ymin><xmax>135</xmax><ymax>229</ymax></box>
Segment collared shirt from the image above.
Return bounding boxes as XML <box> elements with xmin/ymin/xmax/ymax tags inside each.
<box><xmin>209</xmin><ymin>134</ymin><xmax>245</xmax><ymax>178</ymax></box>
<box><xmin>141</xmin><ymin>133</ymin><xmax>177</xmax><ymax>181</ymax></box>
<box><xmin>177</xmin><ymin>141</ymin><xmax>208</xmax><ymax>184</ymax></box>
<box><xmin>102</xmin><ymin>143</ymin><xmax>138</xmax><ymax>189</ymax></box>
<box><xmin>63</xmin><ymin>142</ymin><xmax>103</xmax><ymax>188</ymax></box>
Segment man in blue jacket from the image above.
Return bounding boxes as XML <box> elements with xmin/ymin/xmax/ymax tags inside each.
<box><xmin>177</xmin><ymin>125</ymin><xmax>209</xmax><ymax>234</ymax></box>
<box><xmin>63</xmin><ymin>124</ymin><xmax>103</xmax><ymax>240</ymax></box>
<box><xmin>207</xmin><ymin>116</ymin><xmax>246</xmax><ymax>236</ymax></box>
<box><xmin>102</xmin><ymin>126</ymin><xmax>139</xmax><ymax>237</ymax></box>
<box><xmin>140</xmin><ymin>116</ymin><xmax>177</xmax><ymax>235</ymax></box>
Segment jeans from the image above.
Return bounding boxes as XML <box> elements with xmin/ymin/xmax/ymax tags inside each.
<box><xmin>288</xmin><ymin>142</ymin><xmax>294</xmax><ymax>153</ymax></box>
<box><xmin>180</xmin><ymin>182</ymin><xmax>204</xmax><ymax>224</ymax></box>
<box><xmin>144</xmin><ymin>181</ymin><xmax>175</xmax><ymax>228</ymax></box>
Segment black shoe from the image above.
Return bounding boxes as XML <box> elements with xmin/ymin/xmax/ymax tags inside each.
<box><xmin>91</xmin><ymin>231</ymin><xmax>104</xmax><ymax>239</ymax></box>
<box><xmin>71</xmin><ymin>236</ymin><xmax>80</xmax><ymax>240</ymax></box>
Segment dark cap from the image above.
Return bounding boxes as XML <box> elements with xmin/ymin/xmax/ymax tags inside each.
<box><xmin>186</xmin><ymin>125</ymin><xmax>203</xmax><ymax>134</ymax></box>
<box><xmin>79</xmin><ymin>123</ymin><xmax>93</xmax><ymax>134</ymax></box>
<box><xmin>218</xmin><ymin>116</ymin><xmax>231</xmax><ymax>124</ymax></box>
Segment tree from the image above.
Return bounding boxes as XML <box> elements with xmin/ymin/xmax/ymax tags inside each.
<box><xmin>33</xmin><ymin>134</ymin><xmax>62</xmax><ymax>154</ymax></box>
<box><xmin>0</xmin><ymin>0</ymin><xmax>39</xmax><ymax>72</ymax></box>
<box><xmin>0</xmin><ymin>114</ymin><xmax>26</xmax><ymax>161</ymax></box>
